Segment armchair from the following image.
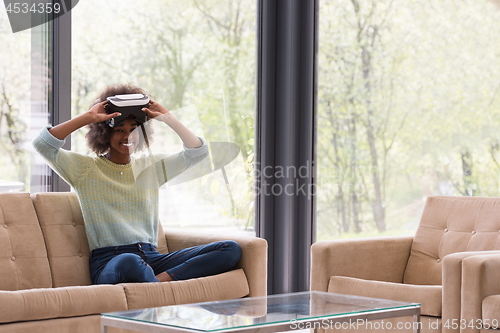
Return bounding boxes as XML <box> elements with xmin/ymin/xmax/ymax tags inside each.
<box><xmin>311</xmin><ymin>196</ymin><xmax>500</xmax><ymax>333</ymax></box>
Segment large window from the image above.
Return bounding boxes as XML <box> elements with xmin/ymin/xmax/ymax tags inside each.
<box><xmin>317</xmin><ymin>0</ymin><xmax>500</xmax><ymax>240</ymax></box>
<box><xmin>0</xmin><ymin>6</ymin><xmax>52</xmax><ymax>193</ymax></box>
<box><xmin>71</xmin><ymin>0</ymin><xmax>256</xmax><ymax>234</ymax></box>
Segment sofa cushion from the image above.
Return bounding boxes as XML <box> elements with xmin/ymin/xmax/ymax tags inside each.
<box><xmin>0</xmin><ymin>193</ymin><xmax>52</xmax><ymax>290</ymax></box>
<box><xmin>328</xmin><ymin>276</ymin><xmax>442</xmax><ymax>317</ymax></box>
<box><xmin>404</xmin><ymin>196</ymin><xmax>500</xmax><ymax>286</ymax></box>
<box><xmin>0</xmin><ymin>285</ymin><xmax>127</xmax><ymax>323</ymax></box>
<box><xmin>122</xmin><ymin>269</ymin><xmax>250</xmax><ymax>310</ymax></box>
<box><xmin>0</xmin><ymin>315</ymin><xmax>102</xmax><ymax>333</ymax></box>
<box><xmin>482</xmin><ymin>295</ymin><xmax>500</xmax><ymax>322</ymax></box>
<box><xmin>31</xmin><ymin>192</ymin><xmax>91</xmax><ymax>287</ymax></box>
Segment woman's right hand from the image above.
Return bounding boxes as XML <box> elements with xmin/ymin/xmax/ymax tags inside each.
<box><xmin>49</xmin><ymin>101</ymin><xmax>121</xmax><ymax>140</ymax></box>
<box><xmin>86</xmin><ymin>101</ymin><xmax>121</xmax><ymax>124</ymax></box>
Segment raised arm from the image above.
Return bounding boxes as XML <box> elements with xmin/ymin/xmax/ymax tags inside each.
<box><xmin>49</xmin><ymin>101</ymin><xmax>120</xmax><ymax>140</ymax></box>
<box><xmin>141</xmin><ymin>101</ymin><xmax>203</xmax><ymax>148</ymax></box>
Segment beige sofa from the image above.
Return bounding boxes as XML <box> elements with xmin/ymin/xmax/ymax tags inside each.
<box><xmin>0</xmin><ymin>192</ymin><xmax>267</xmax><ymax>333</ymax></box>
<box><xmin>311</xmin><ymin>196</ymin><xmax>500</xmax><ymax>333</ymax></box>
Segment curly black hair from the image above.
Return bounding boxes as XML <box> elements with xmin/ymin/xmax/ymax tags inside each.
<box><xmin>85</xmin><ymin>83</ymin><xmax>154</xmax><ymax>155</ymax></box>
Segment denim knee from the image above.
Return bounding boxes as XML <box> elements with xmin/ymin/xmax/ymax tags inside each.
<box><xmin>104</xmin><ymin>253</ymin><xmax>157</xmax><ymax>284</ymax></box>
<box><xmin>223</xmin><ymin>241</ymin><xmax>242</xmax><ymax>268</ymax></box>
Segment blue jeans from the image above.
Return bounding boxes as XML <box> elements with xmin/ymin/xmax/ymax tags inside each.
<box><xmin>89</xmin><ymin>241</ymin><xmax>241</xmax><ymax>285</ymax></box>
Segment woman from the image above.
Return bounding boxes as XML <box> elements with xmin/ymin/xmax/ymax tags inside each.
<box><xmin>33</xmin><ymin>83</ymin><xmax>241</xmax><ymax>285</ymax></box>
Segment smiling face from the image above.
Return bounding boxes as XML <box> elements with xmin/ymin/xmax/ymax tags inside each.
<box><xmin>107</xmin><ymin>117</ymin><xmax>140</xmax><ymax>164</ymax></box>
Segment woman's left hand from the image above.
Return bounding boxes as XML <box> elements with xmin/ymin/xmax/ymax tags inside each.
<box><xmin>142</xmin><ymin>101</ymin><xmax>169</xmax><ymax>119</ymax></box>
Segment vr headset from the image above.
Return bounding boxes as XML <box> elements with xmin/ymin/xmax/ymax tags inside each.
<box><xmin>105</xmin><ymin>94</ymin><xmax>150</xmax><ymax>127</ymax></box>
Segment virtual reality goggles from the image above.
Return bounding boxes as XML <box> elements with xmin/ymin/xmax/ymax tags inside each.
<box><xmin>105</xmin><ymin>94</ymin><xmax>150</xmax><ymax>127</ymax></box>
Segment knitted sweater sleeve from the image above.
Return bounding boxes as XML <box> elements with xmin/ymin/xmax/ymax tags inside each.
<box><xmin>32</xmin><ymin>126</ymin><xmax>91</xmax><ymax>187</ymax></box>
<box><xmin>156</xmin><ymin>137</ymin><xmax>209</xmax><ymax>185</ymax></box>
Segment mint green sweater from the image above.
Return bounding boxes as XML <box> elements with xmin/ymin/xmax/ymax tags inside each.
<box><xmin>33</xmin><ymin>126</ymin><xmax>209</xmax><ymax>251</ymax></box>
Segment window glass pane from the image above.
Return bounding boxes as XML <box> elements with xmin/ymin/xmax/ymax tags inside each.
<box><xmin>72</xmin><ymin>0</ymin><xmax>256</xmax><ymax>235</ymax></box>
<box><xmin>0</xmin><ymin>7</ymin><xmax>51</xmax><ymax>193</ymax></box>
<box><xmin>317</xmin><ymin>0</ymin><xmax>500</xmax><ymax>240</ymax></box>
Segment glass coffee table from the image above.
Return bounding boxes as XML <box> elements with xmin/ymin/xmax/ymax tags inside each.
<box><xmin>101</xmin><ymin>291</ymin><xmax>421</xmax><ymax>333</ymax></box>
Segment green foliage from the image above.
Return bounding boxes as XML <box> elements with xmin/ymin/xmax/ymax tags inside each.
<box><xmin>5</xmin><ymin>0</ymin><xmax>500</xmax><ymax>237</ymax></box>
<box><xmin>317</xmin><ymin>0</ymin><xmax>500</xmax><ymax>240</ymax></box>
<box><xmin>0</xmin><ymin>12</ymin><xmax>30</xmax><ymax>190</ymax></box>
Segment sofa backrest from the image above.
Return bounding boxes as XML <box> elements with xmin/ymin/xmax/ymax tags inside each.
<box><xmin>32</xmin><ymin>192</ymin><xmax>169</xmax><ymax>287</ymax></box>
<box><xmin>404</xmin><ymin>196</ymin><xmax>500</xmax><ymax>285</ymax></box>
<box><xmin>32</xmin><ymin>192</ymin><xmax>91</xmax><ymax>287</ymax></box>
<box><xmin>157</xmin><ymin>223</ymin><xmax>169</xmax><ymax>254</ymax></box>
<box><xmin>0</xmin><ymin>193</ymin><xmax>52</xmax><ymax>290</ymax></box>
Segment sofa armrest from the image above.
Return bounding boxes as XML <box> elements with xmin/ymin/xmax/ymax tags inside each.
<box><xmin>460</xmin><ymin>252</ymin><xmax>500</xmax><ymax>333</ymax></box>
<box><xmin>163</xmin><ymin>230</ymin><xmax>268</xmax><ymax>297</ymax></box>
<box><xmin>442</xmin><ymin>251</ymin><xmax>500</xmax><ymax>333</ymax></box>
<box><xmin>310</xmin><ymin>236</ymin><xmax>413</xmax><ymax>292</ymax></box>
<box><xmin>0</xmin><ymin>285</ymin><xmax>127</xmax><ymax>324</ymax></box>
